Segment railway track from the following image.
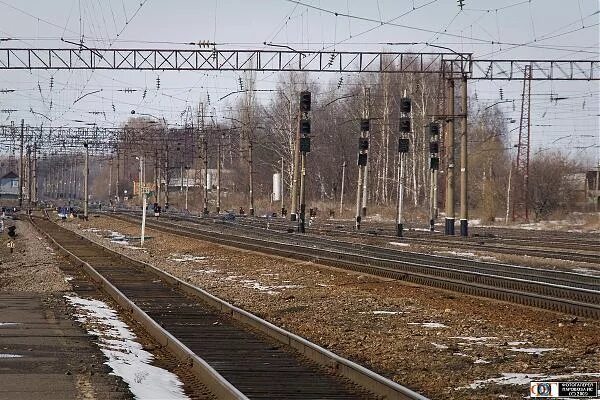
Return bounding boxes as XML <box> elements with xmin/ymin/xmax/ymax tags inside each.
<box><xmin>111</xmin><ymin>211</ymin><xmax>600</xmax><ymax>320</ymax></box>
<box><xmin>31</xmin><ymin>213</ymin><xmax>426</xmax><ymax>400</ymax></box>
<box><xmin>168</xmin><ymin>213</ymin><xmax>599</xmax><ymax>264</ymax></box>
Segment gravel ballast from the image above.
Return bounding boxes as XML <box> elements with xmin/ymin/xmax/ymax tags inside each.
<box><xmin>59</xmin><ymin>214</ymin><xmax>600</xmax><ymax>400</ymax></box>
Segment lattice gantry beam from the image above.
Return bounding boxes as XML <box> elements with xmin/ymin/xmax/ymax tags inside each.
<box><xmin>0</xmin><ymin>48</ymin><xmax>470</xmax><ymax>74</ymax></box>
<box><xmin>471</xmin><ymin>60</ymin><xmax>599</xmax><ymax>80</ymax></box>
<box><xmin>0</xmin><ymin>48</ymin><xmax>596</xmax><ymax>80</ymax></box>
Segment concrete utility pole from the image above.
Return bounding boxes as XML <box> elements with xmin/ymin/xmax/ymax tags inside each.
<box><xmin>216</xmin><ymin>133</ymin><xmax>222</xmax><ymax>213</ymax></box>
<box><xmin>355</xmin><ymin>87</ymin><xmax>370</xmax><ymax>230</ymax></box>
<box><xmin>32</xmin><ymin>142</ymin><xmax>37</xmax><ymax>205</ymax></box>
<box><xmin>445</xmin><ymin>79</ymin><xmax>456</xmax><ymax>235</ymax></box>
<box><xmin>290</xmin><ymin>108</ymin><xmax>300</xmax><ymax>222</ymax></box>
<box><xmin>459</xmin><ymin>75</ymin><xmax>469</xmax><ymax>237</ymax></box>
<box><xmin>18</xmin><ymin>119</ymin><xmax>24</xmax><ymax>208</ymax></box>
<box><xmin>280</xmin><ymin>156</ymin><xmax>285</xmax><ymax>215</ymax></box>
<box><xmin>26</xmin><ymin>145</ymin><xmax>32</xmax><ymax>207</ymax></box>
<box><xmin>116</xmin><ymin>151</ymin><xmax>120</xmax><ymax>202</ymax></box>
<box><xmin>203</xmin><ymin>137</ymin><xmax>209</xmax><ymax>214</ymax></box>
<box><xmin>362</xmin><ymin>87</ymin><xmax>370</xmax><ymax>217</ymax></box>
<box><xmin>199</xmin><ymin>103</ymin><xmax>209</xmax><ymax>215</ymax></box>
<box><xmin>83</xmin><ymin>143</ymin><xmax>89</xmax><ymax>219</ymax></box>
<box><xmin>248</xmin><ymin>139</ymin><xmax>255</xmax><ymax>216</ymax></box>
<box><xmin>339</xmin><ymin>160</ymin><xmax>346</xmax><ymax>216</ymax></box>
<box><xmin>108</xmin><ymin>157</ymin><xmax>113</xmax><ymax>200</ymax></box>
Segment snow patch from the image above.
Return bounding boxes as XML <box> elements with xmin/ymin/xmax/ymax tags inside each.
<box><xmin>389</xmin><ymin>242</ymin><xmax>410</xmax><ymax>247</ymax></box>
<box><xmin>64</xmin><ymin>276</ymin><xmax>74</xmax><ymax>282</ymax></box>
<box><xmin>474</xmin><ymin>359</ymin><xmax>490</xmax><ymax>364</ymax></box>
<box><xmin>0</xmin><ymin>353</ymin><xmax>23</xmax><ymax>358</ymax></box>
<box><xmin>508</xmin><ymin>347</ymin><xmax>559</xmax><ymax>355</ymax></box>
<box><xmin>65</xmin><ymin>295</ymin><xmax>188</xmax><ymax>400</ymax></box>
<box><xmin>239</xmin><ymin>279</ymin><xmax>303</xmax><ymax>295</ymax></box>
<box><xmin>168</xmin><ymin>253</ymin><xmax>209</xmax><ymax>263</ymax></box>
<box><xmin>572</xmin><ymin>267</ymin><xmax>600</xmax><ymax>277</ymax></box>
<box><xmin>450</xmin><ymin>336</ymin><xmax>497</xmax><ymax>342</ymax></box>
<box><xmin>431</xmin><ymin>342</ymin><xmax>449</xmax><ymax>350</ymax></box>
<box><xmin>0</xmin><ymin>322</ymin><xmax>20</xmax><ymax>327</ymax></box>
<box><xmin>360</xmin><ymin>310</ymin><xmax>407</xmax><ymax>315</ymax></box>
<box><xmin>408</xmin><ymin>322</ymin><xmax>448</xmax><ymax>328</ymax></box>
<box><xmin>193</xmin><ymin>269</ymin><xmax>219</xmax><ymax>274</ymax></box>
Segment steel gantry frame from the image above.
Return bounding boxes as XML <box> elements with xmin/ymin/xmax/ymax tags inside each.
<box><xmin>2</xmin><ymin>47</ymin><xmax>597</xmax><ymax>235</ymax></box>
<box><xmin>0</xmin><ymin>47</ymin><xmax>597</xmax><ymax>80</ymax></box>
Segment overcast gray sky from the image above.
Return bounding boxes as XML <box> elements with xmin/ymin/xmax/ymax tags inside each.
<box><xmin>0</xmin><ymin>0</ymin><xmax>598</xmax><ymax>164</ymax></box>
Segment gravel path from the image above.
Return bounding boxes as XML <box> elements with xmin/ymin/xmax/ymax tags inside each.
<box><xmin>0</xmin><ymin>218</ymin><xmax>71</xmax><ymax>292</ymax></box>
<box><xmin>60</xmin><ymin>215</ymin><xmax>600</xmax><ymax>400</ymax></box>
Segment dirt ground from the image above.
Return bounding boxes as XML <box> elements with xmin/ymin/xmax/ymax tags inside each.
<box><xmin>59</xmin><ymin>214</ymin><xmax>600</xmax><ymax>400</ymax></box>
<box><xmin>0</xmin><ymin>218</ymin><xmax>71</xmax><ymax>292</ymax></box>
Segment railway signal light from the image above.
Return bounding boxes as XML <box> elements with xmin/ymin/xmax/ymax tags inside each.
<box><xmin>358</xmin><ymin>138</ymin><xmax>369</xmax><ymax>150</ymax></box>
<box><xmin>398</xmin><ymin>138</ymin><xmax>409</xmax><ymax>153</ymax></box>
<box><xmin>428</xmin><ymin>122</ymin><xmax>440</xmax><ymax>137</ymax></box>
<box><xmin>360</xmin><ymin>118</ymin><xmax>370</xmax><ymax>132</ymax></box>
<box><xmin>399</xmin><ymin>97</ymin><xmax>411</xmax><ymax>113</ymax></box>
<box><xmin>430</xmin><ymin>157</ymin><xmax>440</xmax><ymax>170</ymax></box>
<box><xmin>357</xmin><ymin>153</ymin><xmax>367</xmax><ymax>166</ymax></box>
<box><xmin>399</xmin><ymin>117</ymin><xmax>411</xmax><ymax>133</ymax></box>
<box><xmin>300</xmin><ymin>119</ymin><xmax>311</xmax><ymax>134</ymax></box>
<box><xmin>429</xmin><ymin>142</ymin><xmax>439</xmax><ymax>154</ymax></box>
<box><xmin>300</xmin><ymin>91</ymin><xmax>311</xmax><ymax>112</ymax></box>
<box><xmin>7</xmin><ymin>226</ymin><xmax>16</xmax><ymax>238</ymax></box>
<box><xmin>299</xmin><ymin>137</ymin><xmax>311</xmax><ymax>153</ymax></box>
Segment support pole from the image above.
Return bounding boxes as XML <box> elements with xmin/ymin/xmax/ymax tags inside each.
<box><xmin>298</xmin><ymin>151</ymin><xmax>306</xmax><ymax>232</ymax></box>
<box><xmin>204</xmin><ymin>137</ymin><xmax>209</xmax><ymax>214</ymax></box>
<box><xmin>459</xmin><ymin>75</ymin><xmax>469</xmax><ymax>237</ymax></box>
<box><xmin>445</xmin><ymin>79</ymin><xmax>455</xmax><ymax>235</ymax></box>
<box><xmin>280</xmin><ymin>156</ymin><xmax>285</xmax><ymax>216</ymax></box>
<box><xmin>141</xmin><ymin>192</ymin><xmax>147</xmax><ymax>247</ymax></box>
<box><xmin>249</xmin><ymin>140</ymin><xmax>254</xmax><ymax>216</ymax></box>
<box><xmin>18</xmin><ymin>119</ymin><xmax>24</xmax><ymax>208</ymax></box>
<box><xmin>83</xmin><ymin>143</ymin><xmax>89</xmax><ymax>219</ymax></box>
<box><xmin>339</xmin><ymin>160</ymin><xmax>346</xmax><ymax>216</ymax></box>
<box><xmin>290</xmin><ymin>110</ymin><xmax>300</xmax><ymax>222</ymax></box>
<box><xmin>355</xmin><ymin>164</ymin><xmax>364</xmax><ymax>230</ymax></box>
<box><xmin>397</xmin><ymin>152</ymin><xmax>405</xmax><ymax>236</ymax></box>
<box><xmin>216</xmin><ymin>134</ymin><xmax>222</xmax><ymax>213</ymax></box>
<box><xmin>26</xmin><ymin>145</ymin><xmax>32</xmax><ymax>207</ymax></box>
<box><xmin>361</xmin><ymin>88</ymin><xmax>371</xmax><ymax>217</ymax></box>
<box><xmin>32</xmin><ymin>142</ymin><xmax>37</xmax><ymax>206</ymax></box>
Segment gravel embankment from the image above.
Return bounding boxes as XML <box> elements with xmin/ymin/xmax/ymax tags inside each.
<box><xmin>60</xmin><ymin>215</ymin><xmax>600</xmax><ymax>400</ymax></box>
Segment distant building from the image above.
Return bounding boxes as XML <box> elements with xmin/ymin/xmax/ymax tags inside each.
<box><xmin>586</xmin><ymin>169</ymin><xmax>600</xmax><ymax>207</ymax></box>
<box><xmin>0</xmin><ymin>171</ymin><xmax>19</xmax><ymax>199</ymax></box>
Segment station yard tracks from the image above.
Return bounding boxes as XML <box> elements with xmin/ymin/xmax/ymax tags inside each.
<box><xmin>29</xmin><ymin>212</ymin><xmax>427</xmax><ymax>400</ymax></box>
<box><xmin>112</xmin><ymin>211</ymin><xmax>600</xmax><ymax>320</ymax></box>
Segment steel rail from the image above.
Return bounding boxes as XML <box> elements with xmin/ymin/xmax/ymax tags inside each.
<box><xmin>30</xmin><ymin>212</ymin><xmax>248</xmax><ymax>400</ymax></box>
<box><xmin>111</xmin><ymin>212</ymin><xmax>600</xmax><ymax>319</ymax></box>
<box><xmin>123</xmin><ymin>210</ymin><xmax>600</xmax><ymax>291</ymax></box>
<box><xmin>32</xmin><ymin>212</ymin><xmax>428</xmax><ymax>400</ymax></box>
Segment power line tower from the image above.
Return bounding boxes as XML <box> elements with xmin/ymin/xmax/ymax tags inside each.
<box><xmin>512</xmin><ymin>64</ymin><xmax>532</xmax><ymax>221</ymax></box>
